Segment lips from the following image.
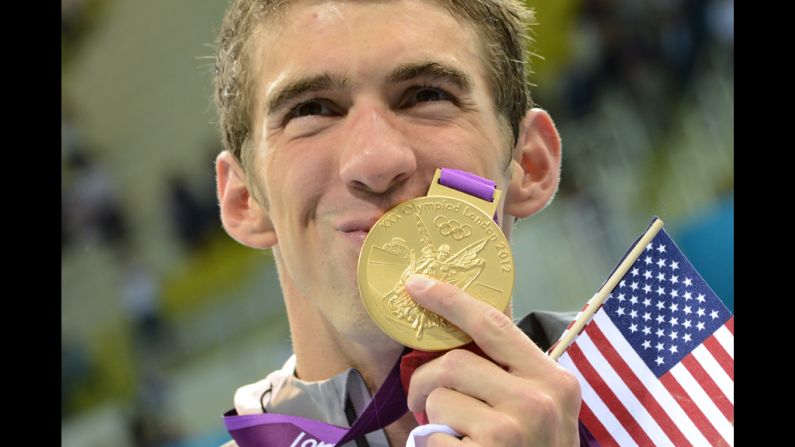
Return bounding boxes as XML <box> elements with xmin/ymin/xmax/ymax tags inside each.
<box><xmin>336</xmin><ymin>215</ymin><xmax>382</xmax><ymax>247</ymax></box>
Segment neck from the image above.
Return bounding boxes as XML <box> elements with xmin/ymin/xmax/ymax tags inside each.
<box><xmin>275</xmin><ymin>252</ymin><xmax>418</xmax><ymax>444</ymax></box>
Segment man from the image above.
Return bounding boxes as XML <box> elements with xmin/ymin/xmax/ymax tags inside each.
<box><xmin>213</xmin><ymin>0</ymin><xmax>583</xmax><ymax>445</ymax></box>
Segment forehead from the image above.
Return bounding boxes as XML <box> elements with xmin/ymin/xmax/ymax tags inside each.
<box><xmin>248</xmin><ymin>0</ymin><xmax>488</xmax><ymax>93</ymax></box>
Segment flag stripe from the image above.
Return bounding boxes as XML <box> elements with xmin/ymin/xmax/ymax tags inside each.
<box><xmin>680</xmin><ymin>355</ymin><xmax>734</xmax><ymax>422</ymax></box>
<box><xmin>713</xmin><ymin>326</ymin><xmax>734</xmax><ymax>359</ymax></box>
<box><xmin>591</xmin><ymin>311</ymin><xmax>709</xmax><ymax>446</ymax></box>
<box><xmin>703</xmin><ymin>337</ymin><xmax>733</xmax><ymax>381</ymax></box>
<box><xmin>567</xmin><ymin>343</ymin><xmax>656</xmax><ymax>446</ymax></box>
<box><xmin>669</xmin><ymin>364</ymin><xmax>733</xmax><ymax>444</ymax></box>
<box><xmin>725</xmin><ymin>317</ymin><xmax>733</xmax><ymax>335</ymax></box>
<box><xmin>584</xmin><ymin>323</ymin><xmax>690</xmax><ymax>446</ymax></box>
<box><xmin>560</xmin><ymin>353</ymin><xmax>636</xmax><ymax>447</ymax></box>
<box><xmin>659</xmin><ymin>373</ymin><xmax>725</xmax><ymax>446</ymax></box>
<box><xmin>691</xmin><ymin>345</ymin><xmax>733</xmax><ymax>404</ymax></box>
<box><xmin>579</xmin><ymin>402</ymin><xmax>619</xmax><ymax>447</ymax></box>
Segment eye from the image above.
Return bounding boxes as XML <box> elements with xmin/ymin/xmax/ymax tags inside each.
<box><xmin>284</xmin><ymin>99</ymin><xmax>336</xmax><ymax>123</ymax></box>
<box><xmin>404</xmin><ymin>86</ymin><xmax>456</xmax><ymax>107</ymax></box>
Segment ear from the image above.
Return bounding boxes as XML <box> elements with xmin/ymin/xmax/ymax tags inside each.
<box><xmin>503</xmin><ymin>108</ymin><xmax>562</xmax><ymax>219</ymax></box>
<box><xmin>216</xmin><ymin>151</ymin><xmax>277</xmax><ymax>249</ymax></box>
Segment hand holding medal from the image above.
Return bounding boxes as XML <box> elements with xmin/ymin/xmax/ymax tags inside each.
<box><xmin>358</xmin><ymin>168</ymin><xmax>582</xmax><ymax>446</ymax></box>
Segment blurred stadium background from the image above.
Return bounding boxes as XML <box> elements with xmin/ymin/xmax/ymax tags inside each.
<box><xmin>61</xmin><ymin>0</ymin><xmax>733</xmax><ymax>445</ymax></box>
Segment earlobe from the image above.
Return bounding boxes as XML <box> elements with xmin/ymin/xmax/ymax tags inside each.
<box><xmin>216</xmin><ymin>151</ymin><xmax>278</xmax><ymax>249</ymax></box>
<box><xmin>503</xmin><ymin>108</ymin><xmax>562</xmax><ymax>219</ymax></box>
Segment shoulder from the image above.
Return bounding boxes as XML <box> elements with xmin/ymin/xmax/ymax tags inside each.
<box><xmin>516</xmin><ymin>310</ymin><xmax>577</xmax><ymax>352</ymax></box>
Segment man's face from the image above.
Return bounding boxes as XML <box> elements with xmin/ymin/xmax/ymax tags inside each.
<box><xmin>246</xmin><ymin>0</ymin><xmax>516</xmax><ymax>343</ymax></box>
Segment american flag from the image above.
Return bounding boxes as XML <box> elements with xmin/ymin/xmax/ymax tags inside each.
<box><xmin>556</xmin><ymin>226</ymin><xmax>734</xmax><ymax>446</ymax></box>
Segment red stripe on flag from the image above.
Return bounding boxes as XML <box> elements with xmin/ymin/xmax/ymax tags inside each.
<box><xmin>703</xmin><ymin>336</ymin><xmax>733</xmax><ymax>381</ymax></box>
<box><xmin>725</xmin><ymin>317</ymin><xmax>733</xmax><ymax>335</ymax></box>
<box><xmin>567</xmin><ymin>343</ymin><xmax>656</xmax><ymax>446</ymax></box>
<box><xmin>659</xmin><ymin>373</ymin><xmax>727</xmax><ymax>446</ymax></box>
<box><xmin>680</xmin><ymin>355</ymin><xmax>733</xmax><ymax>423</ymax></box>
<box><xmin>579</xmin><ymin>401</ymin><xmax>619</xmax><ymax>447</ymax></box>
<box><xmin>585</xmin><ymin>324</ymin><xmax>691</xmax><ymax>446</ymax></box>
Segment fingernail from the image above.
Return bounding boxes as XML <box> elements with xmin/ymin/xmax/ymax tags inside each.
<box><xmin>405</xmin><ymin>275</ymin><xmax>435</xmax><ymax>293</ymax></box>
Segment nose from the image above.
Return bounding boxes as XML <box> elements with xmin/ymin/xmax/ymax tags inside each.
<box><xmin>338</xmin><ymin>104</ymin><xmax>417</xmax><ymax>194</ymax></box>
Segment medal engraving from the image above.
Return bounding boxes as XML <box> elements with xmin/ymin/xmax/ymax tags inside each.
<box><xmin>358</xmin><ymin>196</ymin><xmax>514</xmax><ymax>351</ymax></box>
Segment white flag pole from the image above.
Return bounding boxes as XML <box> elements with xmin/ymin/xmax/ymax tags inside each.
<box><xmin>548</xmin><ymin>218</ymin><xmax>665</xmax><ymax>361</ymax></box>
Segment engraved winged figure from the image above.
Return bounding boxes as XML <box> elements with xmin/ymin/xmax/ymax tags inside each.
<box><xmin>383</xmin><ymin>213</ymin><xmax>489</xmax><ymax>339</ymax></box>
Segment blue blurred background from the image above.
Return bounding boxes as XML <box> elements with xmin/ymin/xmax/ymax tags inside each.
<box><xmin>61</xmin><ymin>0</ymin><xmax>733</xmax><ymax>445</ymax></box>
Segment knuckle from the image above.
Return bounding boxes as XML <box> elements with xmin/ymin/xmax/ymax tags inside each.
<box><xmin>424</xmin><ymin>387</ymin><xmax>447</xmax><ymax>420</ymax></box>
<box><xmin>558</xmin><ymin>368</ymin><xmax>582</xmax><ymax>401</ymax></box>
<box><xmin>483</xmin><ymin>307</ymin><xmax>513</xmax><ymax>331</ymax></box>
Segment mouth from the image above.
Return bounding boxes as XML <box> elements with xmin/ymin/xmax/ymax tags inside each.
<box><xmin>336</xmin><ymin>216</ymin><xmax>381</xmax><ymax>248</ymax></box>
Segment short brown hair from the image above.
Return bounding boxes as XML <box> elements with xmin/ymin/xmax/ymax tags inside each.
<box><xmin>213</xmin><ymin>0</ymin><xmax>536</xmax><ymax>167</ymax></box>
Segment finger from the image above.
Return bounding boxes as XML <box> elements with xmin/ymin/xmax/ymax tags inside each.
<box><xmin>424</xmin><ymin>432</ymin><xmax>463</xmax><ymax>447</ymax></box>
<box><xmin>424</xmin><ymin>387</ymin><xmax>524</xmax><ymax>447</ymax></box>
<box><xmin>407</xmin><ymin>348</ymin><xmax>520</xmax><ymax>412</ymax></box>
<box><xmin>405</xmin><ymin>274</ymin><xmax>550</xmax><ymax>374</ymax></box>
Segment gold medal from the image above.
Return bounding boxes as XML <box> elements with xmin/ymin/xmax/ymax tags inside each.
<box><xmin>357</xmin><ymin>169</ymin><xmax>515</xmax><ymax>351</ymax></box>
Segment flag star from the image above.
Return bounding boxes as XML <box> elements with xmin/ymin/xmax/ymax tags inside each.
<box><xmin>669</xmin><ymin>331</ymin><xmax>678</xmax><ymax>340</ymax></box>
<box><xmin>646</xmin><ymin>243</ymin><xmax>653</xmax><ymax>251</ymax></box>
<box><xmin>656</xmin><ymin>286</ymin><xmax>666</xmax><ymax>296</ymax></box>
<box><xmin>669</xmin><ymin>317</ymin><xmax>679</xmax><ymax>326</ymax></box>
<box><xmin>656</xmin><ymin>315</ymin><xmax>666</xmax><ymax>325</ymax></box>
<box><xmin>642</xmin><ymin>312</ymin><xmax>651</xmax><ymax>322</ymax></box>
<box><xmin>643</xmin><ymin>297</ymin><xmax>652</xmax><ymax>307</ymax></box>
<box><xmin>656</xmin><ymin>328</ymin><xmax>666</xmax><ymax>338</ymax></box>
<box><xmin>644</xmin><ymin>256</ymin><xmax>653</xmax><ymax>265</ymax></box>
<box><xmin>629</xmin><ymin>309</ymin><xmax>638</xmax><ymax>319</ymax></box>
<box><xmin>683</xmin><ymin>305</ymin><xmax>692</xmax><ymax>315</ymax></box>
<box><xmin>642</xmin><ymin>340</ymin><xmax>651</xmax><ymax>349</ymax></box>
<box><xmin>697</xmin><ymin>321</ymin><xmax>706</xmax><ymax>331</ymax></box>
<box><xmin>669</xmin><ymin>344</ymin><xmax>678</xmax><ymax>354</ymax></box>
<box><xmin>656</xmin><ymin>259</ymin><xmax>667</xmax><ymax>269</ymax></box>
<box><xmin>669</xmin><ymin>303</ymin><xmax>679</xmax><ymax>312</ymax></box>
<box><xmin>657</xmin><ymin>272</ymin><xmax>666</xmax><ymax>282</ymax></box>
<box><xmin>656</xmin><ymin>301</ymin><xmax>666</xmax><ymax>310</ymax></box>
<box><xmin>619</xmin><ymin>280</ymin><xmax>626</xmax><ymax>288</ymax></box>
<box><xmin>617</xmin><ymin>293</ymin><xmax>626</xmax><ymax>302</ymax></box>
<box><xmin>670</xmin><ymin>275</ymin><xmax>679</xmax><ymax>284</ymax></box>
<box><xmin>684</xmin><ymin>278</ymin><xmax>693</xmax><ymax>287</ymax></box>
<box><xmin>683</xmin><ymin>333</ymin><xmax>692</xmax><ymax>343</ymax></box>
<box><xmin>696</xmin><ymin>308</ymin><xmax>706</xmax><ymax>317</ymax></box>
<box><xmin>631</xmin><ymin>267</ymin><xmax>639</xmax><ymax>276</ymax></box>
<box><xmin>643</xmin><ymin>284</ymin><xmax>652</xmax><ymax>294</ymax></box>
<box><xmin>670</xmin><ymin>289</ymin><xmax>679</xmax><ymax>298</ymax></box>
<box><xmin>655</xmin><ymin>356</ymin><xmax>665</xmax><ymax>366</ymax></box>
<box><xmin>629</xmin><ymin>323</ymin><xmax>638</xmax><ymax>333</ymax></box>
<box><xmin>656</xmin><ymin>342</ymin><xmax>665</xmax><ymax>351</ymax></box>
<box><xmin>683</xmin><ymin>319</ymin><xmax>692</xmax><ymax>329</ymax></box>
<box><xmin>657</xmin><ymin>244</ymin><xmax>667</xmax><ymax>254</ymax></box>
<box><xmin>630</xmin><ymin>282</ymin><xmax>639</xmax><ymax>291</ymax></box>
<box><xmin>630</xmin><ymin>295</ymin><xmax>639</xmax><ymax>305</ymax></box>
<box><xmin>696</xmin><ymin>294</ymin><xmax>706</xmax><ymax>303</ymax></box>
<box><xmin>670</xmin><ymin>261</ymin><xmax>679</xmax><ymax>271</ymax></box>
<box><xmin>683</xmin><ymin>291</ymin><xmax>692</xmax><ymax>300</ymax></box>
<box><xmin>642</xmin><ymin>326</ymin><xmax>651</xmax><ymax>336</ymax></box>
<box><xmin>710</xmin><ymin>310</ymin><xmax>720</xmax><ymax>320</ymax></box>
<box><xmin>644</xmin><ymin>271</ymin><xmax>653</xmax><ymax>280</ymax></box>
<box><xmin>616</xmin><ymin>307</ymin><xmax>625</xmax><ymax>316</ymax></box>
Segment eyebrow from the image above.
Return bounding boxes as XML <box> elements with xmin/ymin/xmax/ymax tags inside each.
<box><xmin>266</xmin><ymin>73</ymin><xmax>349</xmax><ymax>115</ymax></box>
<box><xmin>385</xmin><ymin>61</ymin><xmax>472</xmax><ymax>93</ymax></box>
<box><xmin>265</xmin><ymin>61</ymin><xmax>473</xmax><ymax>115</ymax></box>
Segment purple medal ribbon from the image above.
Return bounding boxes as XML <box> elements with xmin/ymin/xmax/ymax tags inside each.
<box><xmin>223</xmin><ymin>169</ymin><xmax>499</xmax><ymax>446</ymax></box>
